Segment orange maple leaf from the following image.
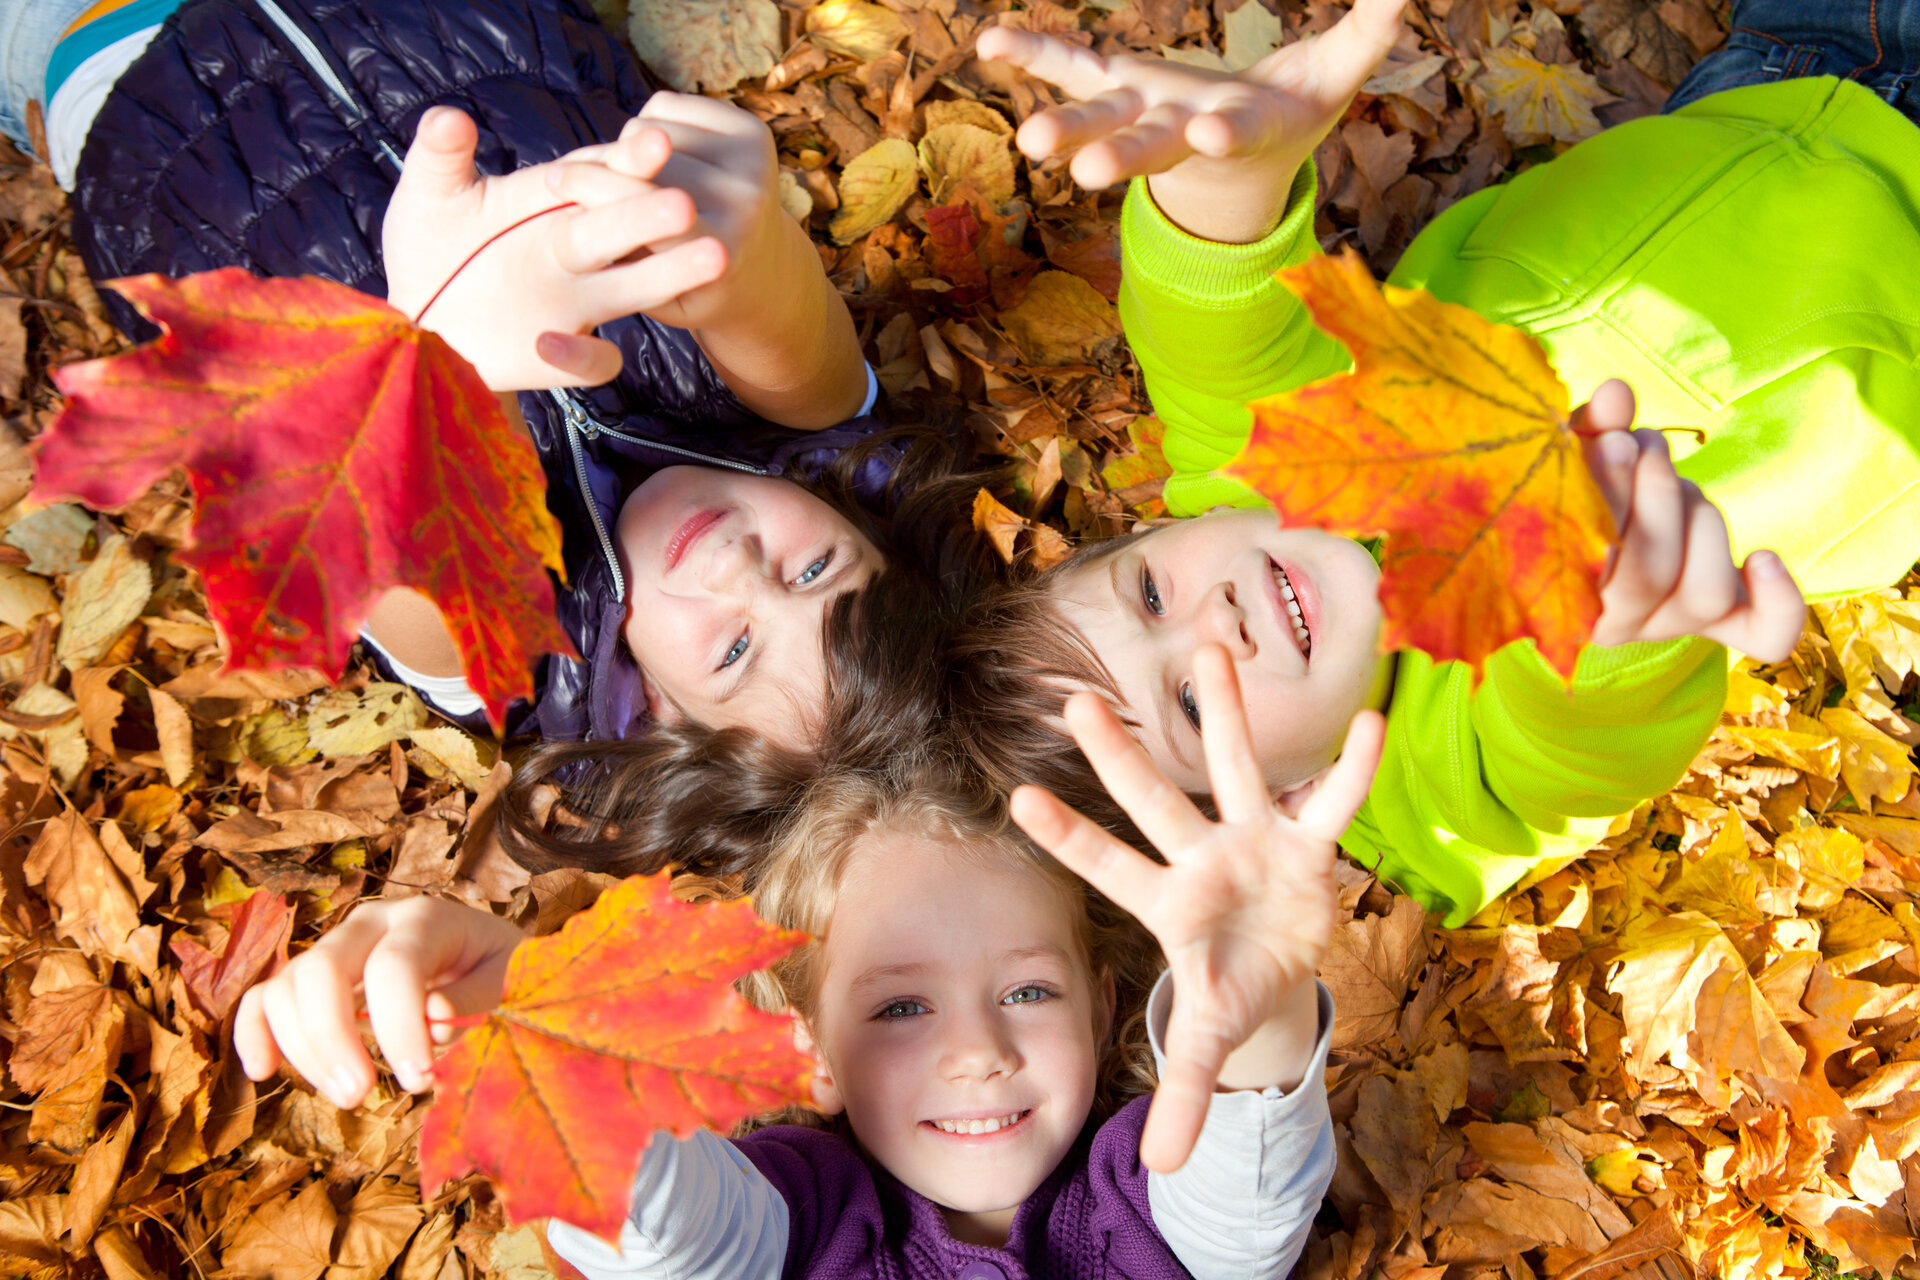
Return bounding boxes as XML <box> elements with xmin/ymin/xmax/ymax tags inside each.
<box><xmin>31</xmin><ymin>269</ymin><xmax>571</xmax><ymax>729</ymax></box>
<box><xmin>170</xmin><ymin>888</ymin><xmax>293</xmax><ymax>1022</ymax></box>
<box><xmin>417</xmin><ymin>872</ymin><xmax>811</xmax><ymax>1242</ymax></box>
<box><xmin>1227</xmin><ymin>252</ymin><xmax>1616</xmax><ymax>681</ymax></box>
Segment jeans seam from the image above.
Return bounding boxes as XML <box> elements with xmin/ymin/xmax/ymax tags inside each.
<box><xmin>1732</xmin><ymin>25</ymin><xmax>1787</xmax><ymax>47</ymax></box>
<box><xmin>1845</xmin><ymin>0</ymin><xmax>1885</xmax><ymax>78</ymax></box>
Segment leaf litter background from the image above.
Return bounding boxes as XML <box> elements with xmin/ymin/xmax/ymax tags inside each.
<box><xmin>3</xmin><ymin>2</ymin><xmax>1919</xmax><ymax>1279</ymax></box>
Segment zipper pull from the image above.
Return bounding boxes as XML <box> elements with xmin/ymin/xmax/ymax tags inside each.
<box><xmin>559</xmin><ymin>391</ymin><xmax>599</xmax><ymax>440</ymax></box>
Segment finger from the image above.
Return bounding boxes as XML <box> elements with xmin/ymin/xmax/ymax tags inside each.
<box><xmin>360</xmin><ymin>923</ymin><xmax>463</xmax><ymax>1094</ymax></box>
<box><xmin>601</xmin><ymin>124</ymin><xmax>674</xmax><ymax>182</ymax></box>
<box><xmin>1184</xmin><ymin>97</ymin><xmax>1274</xmax><ymax>159</ymax></box>
<box><xmin>976</xmin><ymin>27</ymin><xmax>1116</xmax><ymax>102</ymax></box>
<box><xmin>1072</xmin><ymin>102</ymin><xmax>1195</xmax><ymax>189</ymax></box>
<box><xmin>578</xmin><ymin>236</ymin><xmax>730</xmax><ymax>315</ymax></box>
<box><xmin>232</xmin><ymin>985</ymin><xmax>283</xmax><ymax>1081</ymax></box>
<box><xmin>1061</xmin><ymin>691</ymin><xmax>1214</xmax><ymax>853</ymax></box>
<box><xmin>1010</xmin><ymin>785</ymin><xmax>1165</xmax><ymax>919</ymax></box>
<box><xmin>543</xmin><ymin>158</ymin><xmax>660</xmax><ymax>210</ymax></box>
<box><xmin>636</xmin><ymin>90</ymin><xmax>760</xmax><ymax>135</ymax></box>
<box><xmin>1191</xmin><ymin>646</ymin><xmax>1270</xmax><ymax>827</ymax></box>
<box><xmin>287</xmin><ymin>943</ymin><xmax>378</xmax><ymax>1108</ymax></box>
<box><xmin>1020</xmin><ymin>89</ymin><xmax>1147</xmax><ymax>161</ymax></box>
<box><xmin>1667</xmin><ymin>490</ymin><xmax>1741</xmax><ymax>625</ymax></box>
<box><xmin>1711</xmin><ymin>550</ymin><xmax>1806</xmax><ymax>663</ymax></box>
<box><xmin>1139</xmin><ymin>1019</ymin><xmax>1237</xmax><ymax>1173</ymax></box>
<box><xmin>1610</xmin><ymin>429</ymin><xmax>1685</xmax><ymax>608</ymax></box>
<box><xmin>1268</xmin><ymin>0</ymin><xmax>1406</xmax><ymax>95</ymax></box>
<box><xmin>1579</xmin><ymin>427</ymin><xmax>1640</xmax><ymax>540</ymax></box>
<box><xmin>533</xmin><ymin>332</ymin><xmax>624</xmax><ymax>387</ymax></box>
<box><xmin>551</xmin><ymin>189</ymin><xmax>699</xmax><ymax>271</ymax></box>
<box><xmin>397</xmin><ymin>105</ymin><xmax>481</xmax><ymax>202</ymax></box>
<box><xmin>1293</xmin><ymin>709</ymin><xmax>1385</xmax><ymax>841</ymax></box>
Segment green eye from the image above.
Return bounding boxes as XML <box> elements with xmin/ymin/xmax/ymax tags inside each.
<box><xmin>1003</xmin><ymin>986</ymin><xmax>1049</xmax><ymax>1006</ymax></box>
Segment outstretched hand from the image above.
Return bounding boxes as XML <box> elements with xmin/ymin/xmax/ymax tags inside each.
<box><xmin>233</xmin><ymin>897</ymin><xmax>524</xmax><ymax>1109</ymax></box>
<box><xmin>1576</xmin><ymin>379</ymin><xmax>1806</xmax><ymax>662</ymax></box>
<box><xmin>1010</xmin><ymin>645</ymin><xmax>1384</xmax><ymax>1173</ymax></box>
<box><xmin>382</xmin><ymin>106</ymin><xmax>730</xmax><ymax>392</ymax></box>
<box><xmin>978</xmin><ymin>0</ymin><xmax>1404</xmax><ymax>243</ymax></box>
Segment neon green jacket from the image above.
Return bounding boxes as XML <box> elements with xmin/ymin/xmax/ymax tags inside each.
<box><xmin>1118</xmin><ymin>77</ymin><xmax>1920</xmax><ymax>925</ymax></box>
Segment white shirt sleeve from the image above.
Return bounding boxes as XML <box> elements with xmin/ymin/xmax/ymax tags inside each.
<box><xmin>1145</xmin><ymin>973</ymin><xmax>1338</xmax><ymax>1280</ymax></box>
<box><xmin>545</xmin><ymin>1129</ymin><xmax>788</xmax><ymax>1280</ymax></box>
<box><xmin>857</xmin><ymin>362</ymin><xmax>879</xmax><ymax>416</ymax></box>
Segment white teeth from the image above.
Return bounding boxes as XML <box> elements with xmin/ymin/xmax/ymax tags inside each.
<box><xmin>932</xmin><ymin>1111</ymin><xmax>1026</xmax><ymax>1135</ymax></box>
<box><xmin>1281</xmin><ymin>582</ymin><xmax>1296</xmax><ymax>602</ymax></box>
<box><xmin>1268</xmin><ymin>559</ymin><xmax>1313</xmax><ymax>658</ymax></box>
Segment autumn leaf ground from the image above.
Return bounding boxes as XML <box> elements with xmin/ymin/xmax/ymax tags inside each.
<box><xmin>4</xmin><ymin>2</ymin><xmax>1919</xmax><ymax>1279</ymax></box>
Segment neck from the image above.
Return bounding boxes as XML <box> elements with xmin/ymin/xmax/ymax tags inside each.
<box><xmin>940</xmin><ymin>1204</ymin><xmax>1017</xmax><ymax>1249</ymax></box>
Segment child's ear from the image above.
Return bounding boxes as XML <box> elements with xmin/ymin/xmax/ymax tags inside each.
<box><xmin>791</xmin><ymin>1014</ymin><xmax>844</xmax><ymax>1116</ymax></box>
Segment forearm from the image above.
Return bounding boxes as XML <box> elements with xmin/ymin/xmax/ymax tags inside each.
<box><xmin>691</xmin><ymin>218</ymin><xmax>866</xmax><ymax>430</ymax></box>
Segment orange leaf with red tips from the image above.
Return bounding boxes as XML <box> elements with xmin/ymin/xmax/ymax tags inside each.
<box><xmin>1226</xmin><ymin>252</ymin><xmax>1616</xmax><ymax>681</ymax></box>
<box><xmin>31</xmin><ymin>269</ymin><xmax>571</xmax><ymax>728</ymax></box>
<box><xmin>417</xmin><ymin>871</ymin><xmax>811</xmax><ymax>1242</ymax></box>
<box><xmin>171</xmin><ymin>888</ymin><xmax>294</xmax><ymax>1022</ymax></box>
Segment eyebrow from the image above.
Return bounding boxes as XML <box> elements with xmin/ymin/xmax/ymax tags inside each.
<box><xmin>1103</xmin><ymin>549</ymin><xmax>1194</xmax><ymax>770</ymax></box>
<box><xmin>846</xmin><ymin>945</ymin><xmax>1074</xmax><ymax>994</ymax></box>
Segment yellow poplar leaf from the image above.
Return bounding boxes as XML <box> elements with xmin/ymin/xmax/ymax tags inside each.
<box><xmin>998</xmin><ymin>270</ymin><xmax>1124</xmax><ymax>367</ymax></box>
<box><xmin>922</xmin><ymin>100</ymin><xmax>1012</xmax><ymax>137</ymax></box>
<box><xmin>56</xmin><ymin>534</ymin><xmax>151</xmax><ymax>671</ymax></box>
<box><xmin>918</xmin><ymin>122</ymin><xmax>1017</xmax><ymax>206</ymax></box>
<box><xmin>1221</xmin><ymin>0</ymin><xmax>1285</xmax><ymax>71</ymax></box>
<box><xmin>830</xmin><ymin>139</ymin><xmax>919</xmax><ymax>245</ymax></box>
<box><xmin>804</xmin><ymin>0</ymin><xmax>908</xmax><ymax>61</ymax></box>
<box><xmin>1820</xmin><ymin>705</ymin><xmax>1918</xmax><ymax>810</ymax></box>
<box><xmin>972</xmin><ymin>489</ymin><xmax>1024</xmax><ymax>565</ymax></box>
<box><xmin>305</xmin><ymin>683</ymin><xmax>428</xmax><ymax>758</ymax></box>
<box><xmin>1476</xmin><ymin>45</ymin><xmax>1616</xmax><ymax>144</ymax></box>
<box><xmin>408</xmin><ymin>724</ymin><xmax>497</xmax><ymax>791</ymax></box>
<box><xmin>627</xmin><ymin>0</ymin><xmax>781</xmax><ymax>93</ymax></box>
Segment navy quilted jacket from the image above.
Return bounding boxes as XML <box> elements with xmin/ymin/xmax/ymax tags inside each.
<box><xmin>70</xmin><ymin>0</ymin><xmax>885</xmax><ymax>740</ymax></box>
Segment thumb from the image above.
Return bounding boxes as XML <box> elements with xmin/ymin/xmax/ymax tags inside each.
<box><xmin>1722</xmin><ymin>550</ymin><xmax>1806</xmax><ymax>664</ymax></box>
<box><xmin>1258</xmin><ymin>0</ymin><xmax>1405</xmax><ymax>95</ymax></box>
<box><xmin>535</xmin><ymin>331</ymin><xmax>625</xmax><ymax>388</ymax></box>
<box><xmin>398</xmin><ymin>106</ymin><xmax>482</xmax><ymax>202</ymax></box>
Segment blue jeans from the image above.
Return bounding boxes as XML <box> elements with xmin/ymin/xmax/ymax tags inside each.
<box><xmin>1665</xmin><ymin>0</ymin><xmax>1920</xmax><ymax>125</ymax></box>
<box><xmin>0</xmin><ymin>0</ymin><xmax>93</xmax><ymax>152</ymax></box>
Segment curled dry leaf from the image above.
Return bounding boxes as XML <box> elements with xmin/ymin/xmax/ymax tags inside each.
<box><xmin>919</xmin><ymin>123</ymin><xmax>1017</xmax><ymax>205</ymax></box>
<box><xmin>805</xmin><ymin>0</ymin><xmax>909</xmax><ymax>62</ymax></box>
<box><xmin>627</xmin><ymin>0</ymin><xmax>782</xmax><ymax>92</ymax></box>
<box><xmin>998</xmin><ymin>269</ymin><xmax>1124</xmax><ymax>367</ymax></box>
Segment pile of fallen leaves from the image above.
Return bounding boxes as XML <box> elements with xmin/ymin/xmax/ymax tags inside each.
<box><xmin>4</xmin><ymin>1</ymin><xmax>1918</xmax><ymax>1279</ymax></box>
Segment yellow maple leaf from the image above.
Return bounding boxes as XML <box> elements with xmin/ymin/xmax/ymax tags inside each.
<box><xmin>1476</xmin><ymin>45</ymin><xmax>1616</xmax><ymax>144</ymax></box>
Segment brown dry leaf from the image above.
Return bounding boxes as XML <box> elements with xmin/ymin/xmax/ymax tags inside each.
<box><xmin>1220</xmin><ymin>0</ymin><xmax>1285</xmax><ymax>70</ymax></box>
<box><xmin>223</xmin><ymin>1180</ymin><xmax>339</xmax><ymax>1280</ymax></box>
<box><xmin>4</xmin><ymin>503</ymin><xmax>94</xmax><ymax>575</ymax></box>
<box><xmin>328</xmin><ymin>1176</ymin><xmax>426</xmax><ymax>1280</ymax></box>
<box><xmin>830</xmin><ymin>138</ymin><xmax>919</xmax><ymax>244</ymax></box>
<box><xmin>1320</xmin><ymin>896</ymin><xmax>1425</xmax><ymax>1048</ymax></box>
<box><xmin>971</xmin><ymin>488</ymin><xmax>1024</xmax><ymax>565</ymax></box>
<box><xmin>11</xmin><ymin>982</ymin><xmax>126</xmax><ymax>1152</ymax></box>
<box><xmin>923</xmin><ymin>101</ymin><xmax>1012</xmax><ymax>137</ymax></box>
<box><xmin>919</xmin><ymin>123</ymin><xmax>1017</xmax><ymax>205</ymax></box>
<box><xmin>998</xmin><ymin>270</ymin><xmax>1123</xmax><ymax>366</ymax></box>
<box><xmin>626</xmin><ymin>0</ymin><xmax>782</xmax><ymax>92</ymax></box>
<box><xmin>95</xmin><ymin>1224</ymin><xmax>163</xmax><ymax>1280</ymax></box>
<box><xmin>55</xmin><ymin>533</ymin><xmax>151</xmax><ymax>670</ymax></box>
<box><xmin>23</xmin><ymin>808</ymin><xmax>160</xmax><ymax>974</ymax></box>
<box><xmin>1476</xmin><ymin>44</ymin><xmax>1617</xmax><ymax>144</ymax></box>
<box><xmin>805</xmin><ymin>0</ymin><xmax>909</xmax><ymax>62</ymax></box>
<box><xmin>409</xmin><ymin>725</ymin><xmax>497</xmax><ymax>791</ymax></box>
<box><xmin>65</xmin><ymin>1100</ymin><xmax>140</xmax><ymax>1248</ymax></box>
<box><xmin>151</xmin><ymin>684</ymin><xmax>195</xmax><ymax>786</ymax></box>
<box><xmin>0</xmin><ymin>562</ymin><xmax>58</xmax><ymax>627</ymax></box>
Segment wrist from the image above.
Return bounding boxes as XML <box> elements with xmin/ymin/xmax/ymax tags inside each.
<box><xmin>1145</xmin><ymin>151</ymin><xmax>1307</xmax><ymax>245</ymax></box>
<box><xmin>1215</xmin><ymin>979</ymin><xmax>1321</xmax><ymax>1092</ymax></box>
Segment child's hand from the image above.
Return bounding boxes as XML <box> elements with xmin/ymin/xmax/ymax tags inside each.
<box><xmin>382</xmin><ymin>106</ymin><xmax>729</xmax><ymax>391</ymax></box>
<box><xmin>1010</xmin><ymin>645</ymin><xmax>1384</xmax><ymax>1173</ymax></box>
<box><xmin>977</xmin><ymin>0</ymin><xmax>1404</xmax><ymax>243</ymax></box>
<box><xmin>232</xmin><ymin>897</ymin><xmax>524</xmax><ymax>1110</ymax></box>
<box><xmin>1578</xmin><ymin>380</ymin><xmax>1806</xmax><ymax>662</ymax></box>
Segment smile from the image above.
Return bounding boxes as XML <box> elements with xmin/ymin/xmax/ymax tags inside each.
<box><xmin>1266</xmin><ymin>556</ymin><xmax>1313</xmax><ymax>660</ymax></box>
<box><xmin>664</xmin><ymin>507</ymin><xmax>728</xmax><ymax>571</ymax></box>
<box><xmin>926</xmin><ymin>1110</ymin><xmax>1031</xmax><ymax>1136</ymax></box>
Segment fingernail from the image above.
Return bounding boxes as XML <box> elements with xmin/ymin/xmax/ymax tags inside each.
<box><xmin>326</xmin><ymin>1066</ymin><xmax>360</xmax><ymax>1109</ymax></box>
<box><xmin>1753</xmin><ymin>550</ymin><xmax>1788</xmax><ymax>579</ymax></box>
<box><xmin>1599</xmin><ymin>431</ymin><xmax>1637</xmax><ymax>468</ymax></box>
<box><xmin>398</xmin><ymin>1062</ymin><xmax>434</xmax><ymax>1093</ymax></box>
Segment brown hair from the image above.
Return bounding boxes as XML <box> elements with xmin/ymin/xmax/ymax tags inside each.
<box><xmin>738</xmin><ymin>750</ymin><xmax>1163</xmax><ymax>1128</ymax></box>
<box><xmin>497</xmin><ymin>424</ymin><xmax>1005</xmax><ymax>880</ymax></box>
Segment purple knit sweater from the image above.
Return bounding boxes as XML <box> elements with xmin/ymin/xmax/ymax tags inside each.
<box><xmin>734</xmin><ymin>1095</ymin><xmax>1188</xmax><ymax>1280</ymax></box>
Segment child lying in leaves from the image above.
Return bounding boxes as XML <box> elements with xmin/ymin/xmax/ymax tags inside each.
<box><xmin>952</xmin><ymin>0</ymin><xmax>1920</xmax><ymax>926</ymax></box>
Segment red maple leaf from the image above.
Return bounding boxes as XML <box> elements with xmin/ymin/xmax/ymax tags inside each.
<box><xmin>1227</xmin><ymin>252</ymin><xmax>1617</xmax><ymax>681</ymax></box>
<box><xmin>32</xmin><ymin>270</ymin><xmax>572</xmax><ymax>728</ymax></box>
<box><xmin>171</xmin><ymin>888</ymin><xmax>295</xmax><ymax>1022</ymax></box>
<box><xmin>418</xmin><ymin>872</ymin><xmax>812</xmax><ymax>1241</ymax></box>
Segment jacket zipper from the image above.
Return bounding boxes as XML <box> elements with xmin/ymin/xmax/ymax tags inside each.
<box><xmin>253</xmin><ymin>0</ymin><xmax>406</xmax><ymax>173</ymax></box>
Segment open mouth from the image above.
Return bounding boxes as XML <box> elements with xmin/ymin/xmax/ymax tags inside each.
<box><xmin>1267</xmin><ymin>556</ymin><xmax>1313</xmax><ymax>661</ymax></box>
<box><xmin>925</xmin><ymin>1109</ymin><xmax>1032</xmax><ymax>1137</ymax></box>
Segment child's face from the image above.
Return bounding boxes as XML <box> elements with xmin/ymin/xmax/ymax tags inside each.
<box><xmin>616</xmin><ymin>468</ymin><xmax>880</xmax><ymax>745</ymax></box>
<box><xmin>805</xmin><ymin>831</ymin><xmax>1111</xmax><ymax>1244</ymax></box>
<box><xmin>1052</xmin><ymin>510</ymin><xmax>1390</xmax><ymax>793</ymax></box>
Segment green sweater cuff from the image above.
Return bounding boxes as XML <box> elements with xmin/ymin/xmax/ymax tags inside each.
<box><xmin>1120</xmin><ymin>161</ymin><xmax>1320</xmax><ymax>309</ymax></box>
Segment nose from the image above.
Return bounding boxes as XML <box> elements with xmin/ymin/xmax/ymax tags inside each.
<box><xmin>1190</xmin><ymin>581</ymin><xmax>1254</xmax><ymax>658</ymax></box>
<box><xmin>940</xmin><ymin>1004</ymin><xmax>1022</xmax><ymax>1083</ymax></box>
<box><xmin>698</xmin><ymin>532</ymin><xmax>767</xmax><ymax>595</ymax></box>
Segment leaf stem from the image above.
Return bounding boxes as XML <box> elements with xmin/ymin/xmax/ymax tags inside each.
<box><xmin>1569</xmin><ymin>423</ymin><xmax>1708</xmax><ymax>444</ymax></box>
<box><xmin>410</xmin><ymin>201</ymin><xmax>580</xmax><ymax>326</ymax></box>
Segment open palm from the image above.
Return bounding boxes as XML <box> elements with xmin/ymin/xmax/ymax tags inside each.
<box><xmin>1010</xmin><ymin>645</ymin><xmax>1383</xmax><ymax>1171</ymax></box>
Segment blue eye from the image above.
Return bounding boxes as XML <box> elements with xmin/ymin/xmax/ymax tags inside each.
<box><xmin>1002</xmin><ymin>986</ymin><xmax>1051</xmax><ymax>1006</ymax></box>
<box><xmin>1178</xmin><ymin>683</ymin><xmax>1201</xmax><ymax>732</ymax></box>
<box><xmin>720</xmin><ymin>633</ymin><xmax>749</xmax><ymax>669</ymax></box>
<box><xmin>792</xmin><ymin>551</ymin><xmax>833</xmax><ymax>586</ymax></box>
<box><xmin>1140</xmin><ymin>565</ymin><xmax>1165</xmax><ymax>616</ymax></box>
<box><xmin>879</xmin><ymin>999</ymin><xmax>926</xmax><ymax>1020</ymax></box>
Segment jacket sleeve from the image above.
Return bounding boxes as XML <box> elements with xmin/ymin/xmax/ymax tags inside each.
<box><xmin>1117</xmin><ymin>165</ymin><xmax>1351</xmax><ymax>516</ymax></box>
<box><xmin>545</xmin><ymin>1129</ymin><xmax>788</xmax><ymax>1280</ymax></box>
<box><xmin>1144</xmin><ymin>972</ymin><xmax>1337</xmax><ymax>1280</ymax></box>
<box><xmin>1343</xmin><ymin>637</ymin><xmax>1728</xmax><ymax>927</ymax></box>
